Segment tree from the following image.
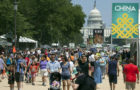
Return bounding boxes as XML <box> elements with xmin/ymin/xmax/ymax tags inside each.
<box><xmin>18</xmin><ymin>0</ymin><xmax>85</xmax><ymax>45</ymax></box>
<box><xmin>0</xmin><ymin>0</ymin><xmax>85</xmax><ymax>46</ymax></box>
<box><xmin>0</xmin><ymin>0</ymin><xmax>33</xmax><ymax>41</ymax></box>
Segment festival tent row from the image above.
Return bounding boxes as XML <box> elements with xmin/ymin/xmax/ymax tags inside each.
<box><xmin>123</xmin><ymin>44</ymin><xmax>130</xmax><ymax>48</ymax></box>
<box><xmin>19</xmin><ymin>36</ymin><xmax>38</xmax><ymax>48</ymax></box>
<box><xmin>0</xmin><ymin>35</ymin><xmax>12</xmax><ymax>46</ymax></box>
<box><xmin>0</xmin><ymin>34</ymin><xmax>38</xmax><ymax>50</ymax></box>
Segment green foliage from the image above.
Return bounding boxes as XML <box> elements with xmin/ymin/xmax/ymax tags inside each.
<box><xmin>0</xmin><ymin>0</ymin><xmax>85</xmax><ymax>46</ymax></box>
<box><xmin>0</xmin><ymin>0</ymin><xmax>14</xmax><ymax>34</ymax></box>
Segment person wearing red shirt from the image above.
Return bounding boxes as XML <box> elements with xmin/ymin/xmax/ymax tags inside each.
<box><xmin>25</xmin><ymin>56</ymin><xmax>30</xmax><ymax>66</ymax></box>
<box><xmin>124</xmin><ymin>59</ymin><xmax>139</xmax><ymax>90</ymax></box>
<box><xmin>30</xmin><ymin>61</ymin><xmax>38</xmax><ymax>85</ymax></box>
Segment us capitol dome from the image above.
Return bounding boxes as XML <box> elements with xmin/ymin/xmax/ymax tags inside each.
<box><xmin>80</xmin><ymin>1</ymin><xmax>111</xmax><ymax>45</ymax></box>
<box><xmin>87</xmin><ymin>4</ymin><xmax>103</xmax><ymax>27</ymax></box>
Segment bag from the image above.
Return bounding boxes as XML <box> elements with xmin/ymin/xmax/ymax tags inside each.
<box><xmin>44</xmin><ymin>72</ymin><xmax>48</xmax><ymax>76</ymax></box>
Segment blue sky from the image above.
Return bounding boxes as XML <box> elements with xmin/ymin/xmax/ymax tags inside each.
<box><xmin>72</xmin><ymin>0</ymin><xmax>140</xmax><ymax>27</ymax></box>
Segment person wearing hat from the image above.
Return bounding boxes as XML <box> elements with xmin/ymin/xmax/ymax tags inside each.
<box><xmin>72</xmin><ymin>66</ymin><xmax>96</xmax><ymax>90</ymax></box>
<box><xmin>93</xmin><ymin>55</ymin><xmax>104</xmax><ymax>89</ymax></box>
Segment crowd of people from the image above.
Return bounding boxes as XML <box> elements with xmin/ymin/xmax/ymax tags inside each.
<box><xmin>0</xmin><ymin>48</ymin><xmax>139</xmax><ymax>90</ymax></box>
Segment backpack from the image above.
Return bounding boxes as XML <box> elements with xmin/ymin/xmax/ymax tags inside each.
<box><xmin>83</xmin><ymin>75</ymin><xmax>96</xmax><ymax>90</ymax></box>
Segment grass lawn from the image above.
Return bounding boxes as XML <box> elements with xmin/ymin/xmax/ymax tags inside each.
<box><xmin>139</xmin><ymin>67</ymin><xmax>140</xmax><ymax>71</ymax></box>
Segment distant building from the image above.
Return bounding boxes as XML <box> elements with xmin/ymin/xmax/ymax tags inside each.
<box><xmin>80</xmin><ymin>1</ymin><xmax>111</xmax><ymax>45</ymax></box>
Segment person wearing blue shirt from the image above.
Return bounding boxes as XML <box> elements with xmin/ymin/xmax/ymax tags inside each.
<box><xmin>6</xmin><ymin>55</ymin><xmax>11</xmax><ymax>67</ymax></box>
<box><xmin>47</xmin><ymin>54</ymin><xmax>61</xmax><ymax>85</ymax></box>
<box><xmin>78</xmin><ymin>49</ymin><xmax>82</xmax><ymax>59</ymax></box>
<box><xmin>106</xmin><ymin>56</ymin><xmax>119</xmax><ymax>90</ymax></box>
<box><xmin>15</xmin><ymin>54</ymin><xmax>26</xmax><ymax>90</ymax></box>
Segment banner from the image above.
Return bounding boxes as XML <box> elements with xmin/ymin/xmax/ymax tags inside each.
<box><xmin>93</xmin><ymin>29</ymin><xmax>104</xmax><ymax>44</ymax></box>
<box><xmin>112</xmin><ymin>3</ymin><xmax>139</xmax><ymax>39</ymax></box>
<box><xmin>87</xmin><ymin>35</ymin><xmax>93</xmax><ymax>45</ymax></box>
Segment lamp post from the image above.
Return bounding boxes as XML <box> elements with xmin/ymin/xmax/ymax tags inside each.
<box><xmin>110</xmin><ymin>25</ymin><xmax>113</xmax><ymax>52</ymax></box>
<box><xmin>14</xmin><ymin>0</ymin><xmax>17</xmax><ymax>47</ymax></box>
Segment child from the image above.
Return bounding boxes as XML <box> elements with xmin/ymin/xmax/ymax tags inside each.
<box><xmin>50</xmin><ymin>72</ymin><xmax>61</xmax><ymax>90</ymax></box>
<box><xmin>8</xmin><ymin>64</ymin><xmax>15</xmax><ymax>90</ymax></box>
<box><xmin>51</xmin><ymin>80</ymin><xmax>60</xmax><ymax>89</ymax></box>
<box><xmin>29</xmin><ymin>61</ymin><xmax>38</xmax><ymax>85</ymax></box>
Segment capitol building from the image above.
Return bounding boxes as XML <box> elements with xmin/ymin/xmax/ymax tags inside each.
<box><xmin>80</xmin><ymin>1</ymin><xmax>111</xmax><ymax>45</ymax></box>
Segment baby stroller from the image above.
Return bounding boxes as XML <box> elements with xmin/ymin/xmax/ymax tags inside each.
<box><xmin>48</xmin><ymin>72</ymin><xmax>61</xmax><ymax>90</ymax></box>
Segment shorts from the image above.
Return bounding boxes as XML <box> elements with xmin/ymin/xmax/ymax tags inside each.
<box><xmin>100</xmin><ymin>66</ymin><xmax>106</xmax><ymax>74</ymax></box>
<box><xmin>15</xmin><ymin>72</ymin><xmax>24</xmax><ymax>82</ymax></box>
<box><xmin>126</xmin><ymin>82</ymin><xmax>136</xmax><ymax>90</ymax></box>
<box><xmin>0</xmin><ymin>70</ymin><xmax>3</xmax><ymax>74</ymax></box>
<box><xmin>61</xmin><ymin>74</ymin><xmax>70</xmax><ymax>80</ymax></box>
<box><xmin>109</xmin><ymin>74</ymin><xmax>117</xmax><ymax>84</ymax></box>
<box><xmin>8</xmin><ymin>76</ymin><xmax>15</xmax><ymax>84</ymax></box>
<box><xmin>40</xmin><ymin>69</ymin><xmax>48</xmax><ymax>77</ymax></box>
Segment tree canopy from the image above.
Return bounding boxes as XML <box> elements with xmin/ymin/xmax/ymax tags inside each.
<box><xmin>0</xmin><ymin>0</ymin><xmax>85</xmax><ymax>46</ymax></box>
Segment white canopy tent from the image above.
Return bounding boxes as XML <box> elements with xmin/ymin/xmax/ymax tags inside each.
<box><xmin>95</xmin><ymin>44</ymin><xmax>102</xmax><ymax>48</ymax></box>
<box><xmin>0</xmin><ymin>34</ymin><xmax>6</xmax><ymax>39</ymax></box>
<box><xmin>0</xmin><ymin>40</ymin><xmax>12</xmax><ymax>46</ymax></box>
<box><xmin>19</xmin><ymin>36</ymin><xmax>38</xmax><ymax>48</ymax></box>
<box><xmin>123</xmin><ymin>44</ymin><xmax>130</xmax><ymax>48</ymax></box>
<box><xmin>92</xmin><ymin>44</ymin><xmax>102</xmax><ymax>48</ymax></box>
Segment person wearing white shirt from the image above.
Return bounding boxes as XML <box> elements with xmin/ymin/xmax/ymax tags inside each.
<box><xmin>68</xmin><ymin>57</ymin><xmax>74</xmax><ymax>71</ymax></box>
<box><xmin>89</xmin><ymin>52</ymin><xmax>95</xmax><ymax>62</ymax></box>
<box><xmin>37</xmin><ymin>49</ymin><xmax>41</xmax><ymax>55</ymax></box>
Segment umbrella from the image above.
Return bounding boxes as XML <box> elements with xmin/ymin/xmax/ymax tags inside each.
<box><xmin>90</xmin><ymin>48</ymin><xmax>97</xmax><ymax>53</ymax></box>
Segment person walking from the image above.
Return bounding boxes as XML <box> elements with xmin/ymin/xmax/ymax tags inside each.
<box><xmin>47</xmin><ymin>53</ymin><xmax>61</xmax><ymax>85</ymax></box>
<box><xmin>15</xmin><ymin>54</ymin><xmax>26</xmax><ymax>90</ymax></box>
<box><xmin>68</xmin><ymin>57</ymin><xmax>74</xmax><ymax>73</ymax></box>
<box><xmin>99</xmin><ymin>53</ymin><xmax>106</xmax><ymax>79</ymax></box>
<box><xmin>30</xmin><ymin>61</ymin><xmax>38</xmax><ymax>85</ymax></box>
<box><xmin>8</xmin><ymin>63</ymin><xmax>15</xmax><ymax>90</ymax></box>
<box><xmin>72</xmin><ymin>66</ymin><xmax>96</xmax><ymax>90</ymax></box>
<box><xmin>93</xmin><ymin>55</ymin><xmax>104</xmax><ymax>89</ymax></box>
<box><xmin>124</xmin><ymin>59</ymin><xmax>139</xmax><ymax>90</ymax></box>
<box><xmin>106</xmin><ymin>56</ymin><xmax>119</xmax><ymax>90</ymax></box>
<box><xmin>78</xmin><ymin>55</ymin><xmax>89</xmax><ymax>76</ymax></box>
<box><xmin>40</xmin><ymin>55</ymin><xmax>48</xmax><ymax>86</ymax></box>
<box><xmin>61</xmin><ymin>55</ymin><xmax>71</xmax><ymax>90</ymax></box>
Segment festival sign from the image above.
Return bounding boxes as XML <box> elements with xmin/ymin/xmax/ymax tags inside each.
<box><xmin>87</xmin><ymin>35</ymin><xmax>93</xmax><ymax>45</ymax></box>
<box><xmin>93</xmin><ymin>29</ymin><xmax>104</xmax><ymax>44</ymax></box>
<box><xmin>112</xmin><ymin>3</ymin><xmax>139</xmax><ymax>38</ymax></box>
